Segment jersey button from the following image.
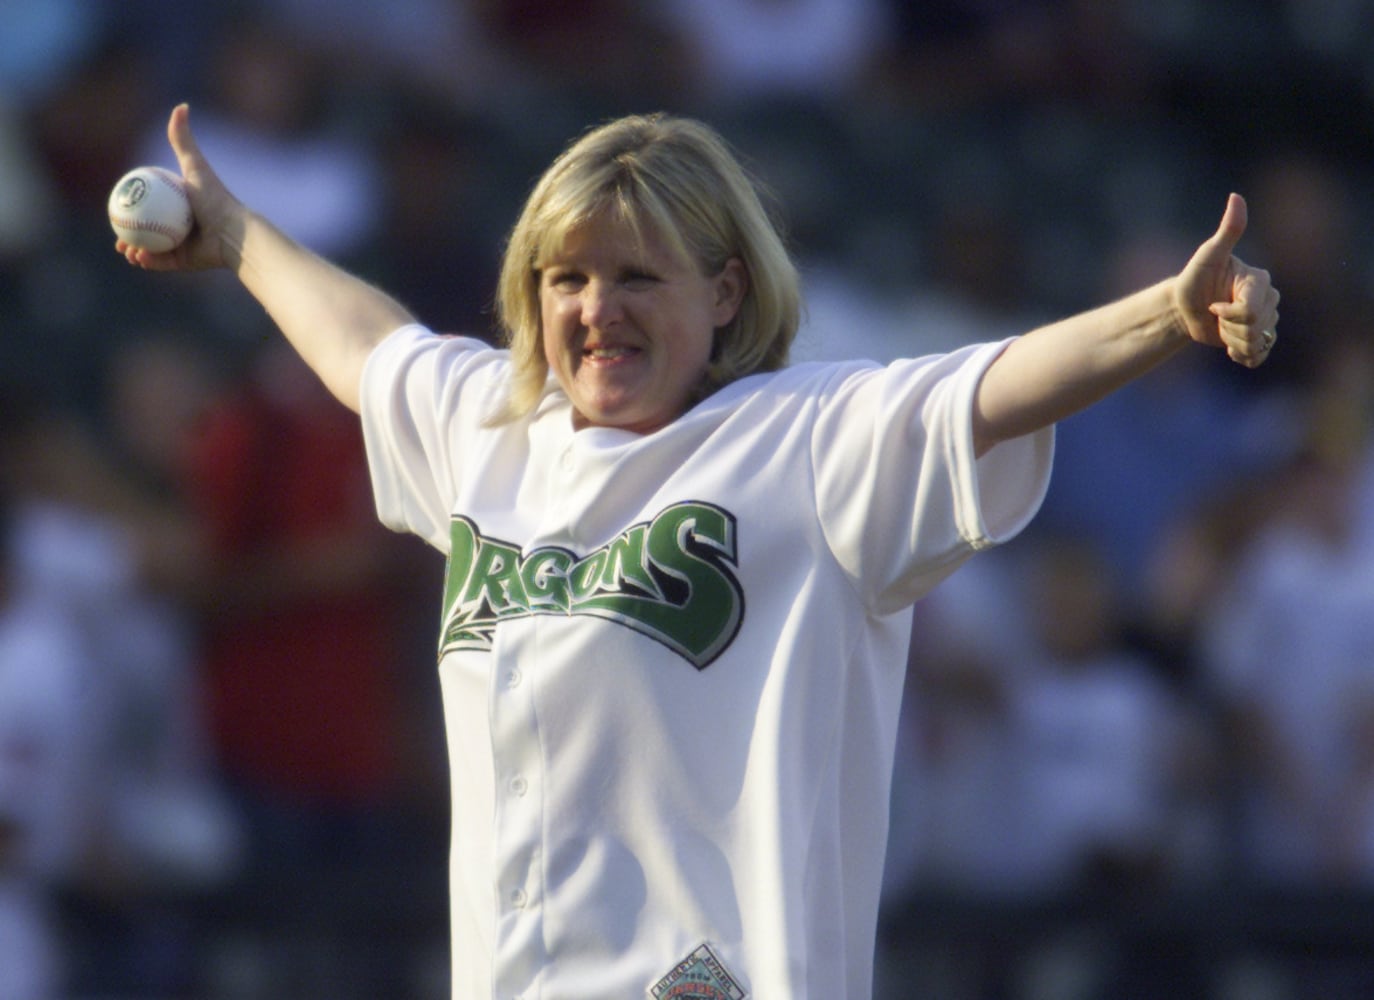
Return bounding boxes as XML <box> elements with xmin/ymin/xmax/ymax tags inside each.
<box><xmin>509</xmin><ymin>775</ymin><xmax>528</xmax><ymax>797</ymax></box>
<box><xmin>510</xmin><ymin>888</ymin><xmax>528</xmax><ymax>909</ymax></box>
<box><xmin>506</xmin><ymin>668</ymin><xmax>523</xmax><ymax>689</ymax></box>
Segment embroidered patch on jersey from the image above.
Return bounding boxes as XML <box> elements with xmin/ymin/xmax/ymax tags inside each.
<box><xmin>648</xmin><ymin>942</ymin><xmax>748</xmax><ymax>999</ymax></box>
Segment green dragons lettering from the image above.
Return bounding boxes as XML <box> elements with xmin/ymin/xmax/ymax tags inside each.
<box><xmin>439</xmin><ymin>501</ymin><xmax>744</xmax><ymax>669</ymax></box>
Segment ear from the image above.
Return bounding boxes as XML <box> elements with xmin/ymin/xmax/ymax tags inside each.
<box><xmin>711</xmin><ymin>257</ymin><xmax>749</xmax><ymax>328</ymax></box>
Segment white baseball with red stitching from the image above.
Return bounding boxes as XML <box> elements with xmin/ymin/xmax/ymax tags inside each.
<box><xmin>108</xmin><ymin>166</ymin><xmax>193</xmax><ymax>253</ymax></box>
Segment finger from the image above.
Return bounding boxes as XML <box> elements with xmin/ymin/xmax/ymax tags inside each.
<box><xmin>1212</xmin><ymin>192</ymin><xmax>1248</xmax><ymax>257</ymax></box>
<box><xmin>167</xmin><ymin>103</ymin><xmax>201</xmax><ymax>178</ymax></box>
<box><xmin>116</xmin><ymin>238</ymin><xmax>184</xmax><ymax>271</ymax></box>
<box><xmin>1218</xmin><ymin>316</ymin><xmax>1276</xmax><ymax>367</ymax></box>
<box><xmin>1192</xmin><ymin>193</ymin><xmax>1248</xmax><ymax>279</ymax></box>
<box><xmin>1219</xmin><ymin>325</ymin><xmax>1248</xmax><ymax>365</ymax></box>
<box><xmin>1211</xmin><ymin>265</ymin><xmax>1277</xmax><ymax>321</ymax></box>
<box><xmin>1210</xmin><ymin>268</ymin><xmax>1265</xmax><ymax>317</ymax></box>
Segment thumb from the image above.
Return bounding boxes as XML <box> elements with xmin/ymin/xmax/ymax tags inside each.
<box><xmin>1203</xmin><ymin>192</ymin><xmax>1248</xmax><ymax>262</ymax></box>
<box><xmin>167</xmin><ymin>103</ymin><xmax>201</xmax><ymax>177</ymax></box>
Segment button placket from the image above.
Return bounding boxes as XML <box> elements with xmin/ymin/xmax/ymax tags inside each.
<box><xmin>492</xmin><ymin>705</ymin><xmax>539</xmax><ymax>916</ymax></box>
<box><xmin>489</xmin><ymin>625</ymin><xmax>548</xmax><ymax>999</ymax></box>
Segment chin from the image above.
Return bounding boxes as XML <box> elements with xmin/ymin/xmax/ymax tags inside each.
<box><xmin>581</xmin><ymin>404</ymin><xmax>671</xmax><ymax>435</ymax></box>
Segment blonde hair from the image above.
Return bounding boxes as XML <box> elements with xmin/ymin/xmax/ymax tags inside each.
<box><xmin>493</xmin><ymin>113</ymin><xmax>801</xmax><ymax>421</ymax></box>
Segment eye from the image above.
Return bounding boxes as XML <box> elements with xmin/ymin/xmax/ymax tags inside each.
<box><xmin>621</xmin><ymin>270</ymin><xmax>658</xmax><ymax>290</ymax></box>
<box><xmin>546</xmin><ymin>269</ymin><xmax>585</xmax><ymax>291</ymax></box>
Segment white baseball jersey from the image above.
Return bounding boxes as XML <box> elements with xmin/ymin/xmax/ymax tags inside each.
<box><xmin>360</xmin><ymin>324</ymin><xmax>1053</xmax><ymax>999</ymax></box>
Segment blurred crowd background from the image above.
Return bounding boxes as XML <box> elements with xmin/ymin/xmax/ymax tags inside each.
<box><xmin>3</xmin><ymin>1</ymin><xmax>1374</xmax><ymax>998</ymax></box>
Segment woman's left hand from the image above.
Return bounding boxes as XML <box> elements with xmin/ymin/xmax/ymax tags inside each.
<box><xmin>1174</xmin><ymin>192</ymin><xmax>1281</xmax><ymax>367</ymax></box>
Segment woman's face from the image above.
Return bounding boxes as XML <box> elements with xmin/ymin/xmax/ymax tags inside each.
<box><xmin>539</xmin><ymin>210</ymin><xmax>745</xmax><ymax>435</ymax></box>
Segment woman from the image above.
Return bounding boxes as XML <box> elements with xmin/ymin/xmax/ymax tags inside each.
<box><xmin>121</xmin><ymin>104</ymin><xmax>1278</xmax><ymax>999</ymax></box>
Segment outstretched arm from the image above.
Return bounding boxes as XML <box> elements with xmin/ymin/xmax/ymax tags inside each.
<box><xmin>972</xmin><ymin>193</ymin><xmax>1280</xmax><ymax>455</ymax></box>
<box><xmin>117</xmin><ymin>104</ymin><xmax>415</xmax><ymax>413</ymax></box>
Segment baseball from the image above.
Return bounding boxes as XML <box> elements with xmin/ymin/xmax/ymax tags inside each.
<box><xmin>108</xmin><ymin>166</ymin><xmax>193</xmax><ymax>253</ymax></box>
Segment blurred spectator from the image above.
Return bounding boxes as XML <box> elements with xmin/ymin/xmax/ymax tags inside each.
<box><xmin>659</xmin><ymin>0</ymin><xmax>891</xmax><ymax>110</ymax></box>
<box><xmin>162</xmin><ymin>334</ymin><xmax>449</xmax><ymax>994</ymax></box>
<box><xmin>1042</xmin><ymin>348</ymin><xmax>1293</xmax><ymax>624</ymax></box>
<box><xmin>881</xmin><ymin>535</ymin><xmax>1215</xmax><ymax>998</ymax></box>
<box><xmin>793</xmin><ymin>151</ymin><xmax>1040</xmax><ymax>365</ymax></box>
<box><xmin>1238</xmin><ymin>148</ymin><xmax>1373</xmax><ymax>393</ymax></box>
<box><xmin>0</xmin><ymin>455</ymin><xmax>89</xmax><ymax>1000</ymax></box>
<box><xmin>352</xmin><ymin>88</ymin><xmax>507</xmax><ymax>338</ymax></box>
<box><xmin>88</xmin><ymin>335</ymin><xmax>244</xmax><ymax>894</ymax></box>
<box><xmin>1007</xmin><ymin>536</ymin><xmax>1201</xmax><ymax>895</ymax></box>
<box><xmin>0</xmin><ymin>361</ymin><xmax>242</xmax><ymax>994</ymax></box>
<box><xmin>1199</xmin><ymin>394</ymin><xmax>1374</xmax><ymax>886</ymax></box>
<box><xmin>468</xmin><ymin>0</ymin><xmax>690</xmax><ymax>121</ymax></box>
<box><xmin>1138</xmin><ymin>464</ymin><xmax>1282</xmax><ymax>688</ymax></box>
<box><xmin>8</xmin><ymin>28</ymin><xmax>241</xmax><ymax>439</ymax></box>
<box><xmin>877</xmin><ymin>548</ymin><xmax>1033</xmax><ymax>1000</ymax></box>
<box><xmin>269</xmin><ymin>0</ymin><xmax>532</xmax><ymax>121</ymax></box>
<box><xmin>274</xmin><ymin>0</ymin><xmax>486</xmax><ymax>91</ymax></box>
<box><xmin>28</xmin><ymin>32</ymin><xmax>155</xmax><ymax>215</ymax></box>
<box><xmin>1140</xmin><ymin>330</ymin><xmax>1370</xmax><ymax>667</ymax></box>
<box><xmin>0</xmin><ymin>96</ymin><xmax>59</xmax><ymax>260</ymax></box>
<box><xmin>181</xmin><ymin>338</ymin><xmax>443</xmax><ymax>875</ymax></box>
<box><xmin>885</xmin><ymin>547</ymin><xmax>1035</xmax><ymax>901</ymax></box>
<box><xmin>869</xmin><ymin>0</ymin><xmax>1158</xmax><ymax>114</ymax></box>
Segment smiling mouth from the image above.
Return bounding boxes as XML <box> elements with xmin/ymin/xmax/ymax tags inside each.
<box><xmin>583</xmin><ymin>345</ymin><xmax>637</xmax><ymax>361</ymax></box>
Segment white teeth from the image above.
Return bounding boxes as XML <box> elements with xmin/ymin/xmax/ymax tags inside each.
<box><xmin>586</xmin><ymin>347</ymin><xmax>629</xmax><ymax>359</ymax></box>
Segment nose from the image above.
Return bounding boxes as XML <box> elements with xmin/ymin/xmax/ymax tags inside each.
<box><xmin>580</xmin><ymin>278</ymin><xmax>623</xmax><ymax>329</ymax></box>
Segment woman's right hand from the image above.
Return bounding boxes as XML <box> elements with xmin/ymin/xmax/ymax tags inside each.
<box><xmin>117</xmin><ymin>103</ymin><xmax>246</xmax><ymax>273</ymax></box>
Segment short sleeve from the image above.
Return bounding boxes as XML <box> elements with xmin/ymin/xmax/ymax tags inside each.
<box><xmin>359</xmin><ymin>325</ymin><xmax>510</xmax><ymax>550</ymax></box>
<box><xmin>810</xmin><ymin>339</ymin><xmax>1054</xmax><ymax>613</ymax></box>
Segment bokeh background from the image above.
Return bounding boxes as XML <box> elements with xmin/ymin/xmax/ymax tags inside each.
<box><xmin>3</xmin><ymin>1</ymin><xmax>1374</xmax><ymax>998</ymax></box>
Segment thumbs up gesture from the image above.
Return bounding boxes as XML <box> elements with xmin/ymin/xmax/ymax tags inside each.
<box><xmin>1175</xmin><ymin>193</ymin><xmax>1281</xmax><ymax>367</ymax></box>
